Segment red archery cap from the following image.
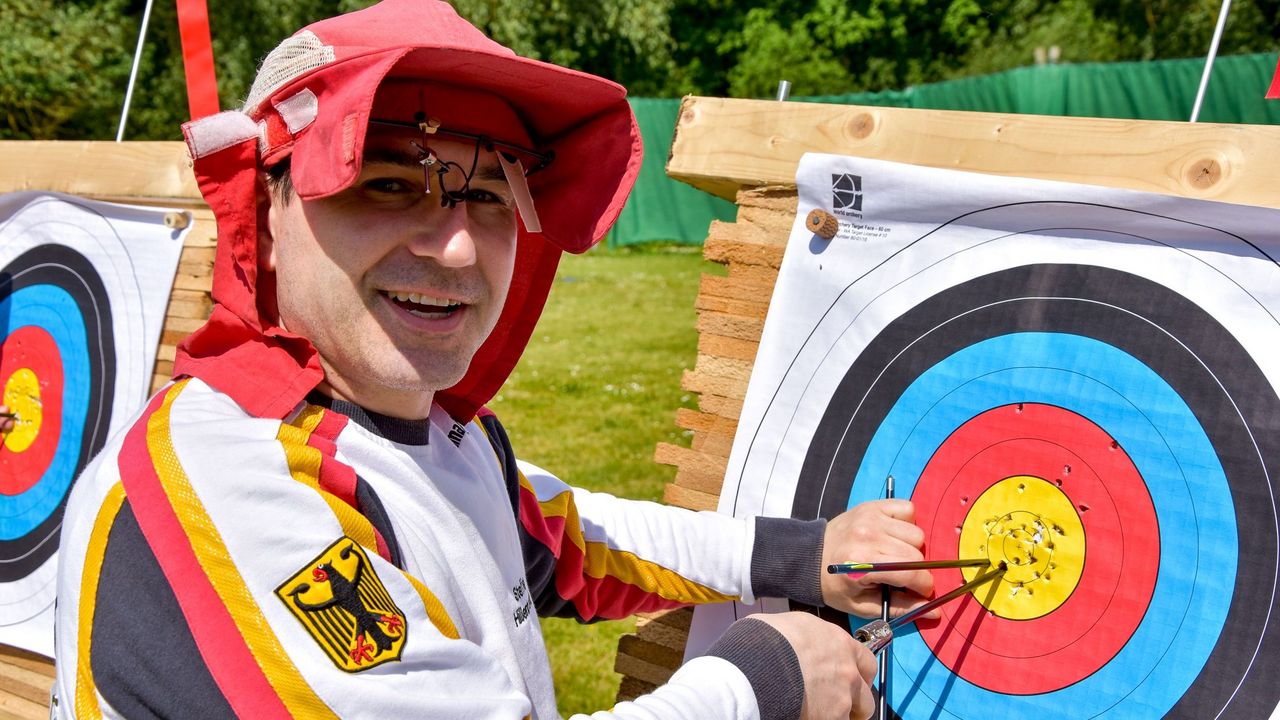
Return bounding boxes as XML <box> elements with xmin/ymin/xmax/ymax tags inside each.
<box><xmin>243</xmin><ymin>0</ymin><xmax>641</xmax><ymax>253</ymax></box>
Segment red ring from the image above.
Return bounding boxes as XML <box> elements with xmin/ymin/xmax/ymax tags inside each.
<box><xmin>0</xmin><ymin>326</ymin><xmax>63</xmax><ymax>495</ymax></box>
<box><xmin>912</xmin><ymin>403</ymin><xmax>1159</xmax><ymax>694</ymax></box>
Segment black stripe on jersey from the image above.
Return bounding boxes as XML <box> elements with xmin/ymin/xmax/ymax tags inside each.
<box><xmin>355</xmin><ymin>477</ymin><xmax>404</xmax><ymax>569</ymax></box>
<box><xmin>91</xmin><ymin>501</ymin><xmax>235</xmax><ymax>719</ymax></box>
<box><xmin>477</xmin><ymin>413</ymin><xmax>586</xmax><ymax>621</ymax></box>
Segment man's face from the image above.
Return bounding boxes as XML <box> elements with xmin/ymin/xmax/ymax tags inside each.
<box><xmin>265</xmin><ymin>125</ymin><xmax>518</xmax><ymax>418</ymax></box>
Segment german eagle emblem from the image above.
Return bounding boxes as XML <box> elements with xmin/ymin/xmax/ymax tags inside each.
<box><xmin>277</xmin><ymin>537</ymin><xmax>408</xmax><ymax>671</ymax></box>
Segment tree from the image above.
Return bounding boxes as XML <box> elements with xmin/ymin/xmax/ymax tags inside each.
<box><xmin>0</xmin><ymin>0</ymin><xmax>131</xmax><ymax>139</ymax></box>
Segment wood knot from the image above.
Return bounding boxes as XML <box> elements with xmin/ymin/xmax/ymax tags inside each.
<box><xmin>1186</xmin><ymin>157</ymin><xmax>1223</xmax><ymax>190</ymax></box>
<box><xmin>806</xmin><ymin>209</ymin><xmax>839</xmax><ymax>239</ymax></box>
<box><xmin>848</xmin><ymin>113</ymin><xmax>875</xmax><ymax>140</ymax></box>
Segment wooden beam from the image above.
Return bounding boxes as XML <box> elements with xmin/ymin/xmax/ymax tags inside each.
<box><xmin>0</xmin><ymin>142</ymin><xmax>199</xmax><ymax>200</ymax></box>
<box><xmin>668</xmin><ymin>97</ymin><xmax>1280</xmax><ymax>209</ymax></box>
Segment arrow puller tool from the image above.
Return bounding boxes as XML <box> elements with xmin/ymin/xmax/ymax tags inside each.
<box><xmin>853</xmin><ymin>562</ymin><xmax>1007</xmax><ymax>653</ymax></box>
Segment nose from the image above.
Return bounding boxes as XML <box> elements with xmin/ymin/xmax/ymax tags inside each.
<box><xmin>406</xmin><ymin>199</ymin><xmax>476</xmax><ymax>267</ymax></box>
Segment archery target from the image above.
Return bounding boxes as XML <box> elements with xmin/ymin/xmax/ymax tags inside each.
<box><xmin>711</xmin><ymin>157</ymin><xmax>1280</xmax><ymax>719</ymax></box>
<box><xmin>0</xmin><ymin>193</ymin><xmax>185</xmax><ymax>654</ymax></box>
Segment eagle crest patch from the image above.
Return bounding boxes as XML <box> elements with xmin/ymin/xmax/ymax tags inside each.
<box><xmin>277</xmin><ymin>537</ymin><xmax>407</xmax><ymax>672</ymax></box>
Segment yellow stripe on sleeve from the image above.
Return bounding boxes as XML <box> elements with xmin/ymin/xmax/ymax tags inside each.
<box><xmin>147</xmin><ymin>380</ymin><xmax>338</xmax><ymax>719</ymax></box>
<box><xmin>74</xmin><ymin>481</ymin><xmax>126</xmax><ymax>720</ymax></box>
<box><xmin>276</xmin><ymin>410</ymin><xmax>379</xmax><ymax>554</ymax></box>
<box><xmin>527</xmin><ymin>474</ymin><xmax>734</xmax><ymax>605</ymax></box>
<box><xmin>403</xmin><ymin>575</ymin><xmax>460</xmax><ymax>640</ymax></box>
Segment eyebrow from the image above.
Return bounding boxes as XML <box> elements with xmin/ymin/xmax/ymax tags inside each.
<box><xmin>362</xmin><ymin>146</ymin><xmax>509</xmax><ymax>182</ymax></box>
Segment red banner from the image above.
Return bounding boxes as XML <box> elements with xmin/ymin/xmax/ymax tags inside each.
<box><xmin>1267</xmin><ymin>56</ymin><xmax>1280</xmax><ymax>99</ymax></box>
<box><xmin>176</xmin><ymin>0</ymin><xmax>220</xmax><ymax>119</ymax></box>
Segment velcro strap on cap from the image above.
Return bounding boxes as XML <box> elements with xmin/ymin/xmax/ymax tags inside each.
<box><xmin>183</xmin><ymin>111</ymin><xmax>260</xmax><ymax>160</ymax></box>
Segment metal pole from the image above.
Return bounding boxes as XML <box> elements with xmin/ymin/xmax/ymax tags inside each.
<box><xmin>877</xmin><ymin>475</ymin><xmax>893</xmax><ymax>720</ymax></box>
<box><xmin>776</xmin><ymin>80</ymin><xmax>791</xmax><ymax>102</ymax></box>
<box><xmin>117</xmin><ymin>0</ymin><xmax>156</xmax><ymax>142</ymax></box>
<box><xmin>1190</xmin><ymin>0</ymin><xmax>1233</xmax><ymax>122</ymax></box>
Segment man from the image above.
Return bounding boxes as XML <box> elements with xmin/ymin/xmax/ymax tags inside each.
<box><xmin>50</xmin><ymin>2</ymin><xmax>936</xmax><ymax>718</ymax></box>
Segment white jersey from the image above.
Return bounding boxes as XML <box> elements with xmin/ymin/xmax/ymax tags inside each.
<box><xmin>53</xmin><ymin>378</ymin><xmax>771</xmax><ymax>719</ymax></box>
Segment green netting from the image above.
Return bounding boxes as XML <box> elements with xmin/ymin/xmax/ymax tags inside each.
<box><xmin>606</xmin><ymin>98</ymin><xmax>738</xmax><ymax>248</ymax></box>
<box><xmin>611</xmin><ymin>52</ymin><xmax>1280</xmax><ymax>248</ymax></box>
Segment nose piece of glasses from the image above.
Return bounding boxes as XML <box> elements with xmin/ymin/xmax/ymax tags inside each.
<box><xmin>410</xmin><ymin>141</ymin><xmax>471</xmax><ymax>208</ymax></box>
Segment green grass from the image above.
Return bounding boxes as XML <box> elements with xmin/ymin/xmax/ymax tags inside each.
<box><xmin>486</xmin><ymin>246</ymin><xmax>710</xmax><ymax>715</ymax></box>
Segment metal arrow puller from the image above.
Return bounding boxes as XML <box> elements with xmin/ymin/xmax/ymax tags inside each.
<box><xmin>854</xmin><ymin>562</ymin><xmax>1008</xmax><ymax>653</ymax></box>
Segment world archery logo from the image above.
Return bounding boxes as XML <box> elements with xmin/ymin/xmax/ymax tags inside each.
<box><xmin>832</xmin><ymin>173</ymin><xmax>863</xmax><ymax>216</ymax></box>
<box><xmin>277</xmin><ymin>538</ymin><xmax>407</xmax><ymax>672</ymax></box>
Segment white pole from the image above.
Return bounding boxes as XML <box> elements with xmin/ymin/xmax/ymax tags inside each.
<box><xmin>116</xmin><ymin>0</ymin><xmax>156</xmax><ymax>142</ymax></box>
<box><xmin>1190</xmin><ymin>0</ymin><xmax>1233</xmax><ymax>123</ymax></box>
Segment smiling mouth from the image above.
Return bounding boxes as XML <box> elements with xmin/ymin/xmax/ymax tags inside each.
<box><xmin>383</xmin><ymin>290</ymin><xmax>464</xmax><ymax>318</ymax></box>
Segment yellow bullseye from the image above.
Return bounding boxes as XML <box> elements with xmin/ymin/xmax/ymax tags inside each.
<box><xmin>2</xmin><ymin>368</ymin><xmax>43</xmax><ymax>453</ymax></box>
<box><xmin>958</xmin><ymin>475</ymin><xmax>1085</xmax><ymax>620</ymax></box>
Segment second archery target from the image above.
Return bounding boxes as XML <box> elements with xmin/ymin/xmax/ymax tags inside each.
<box><xmin>0</xmin><ymin>193</ymin><xmax>185</xmax><ymax>655</ymax></box>
<box><xmin>709</xmin><ymin>156</ymin><xmax>1280</xmax><ymax>719</ymax></box>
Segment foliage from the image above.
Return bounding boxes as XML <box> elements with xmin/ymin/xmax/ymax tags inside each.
<box><xmin>3</xmin><ymin>0</ymin><xmax>1277</xmax><ymax>139</ymax></box>
<box><xmin>0</xmin><ymin>0</ymin><xmax>131</xmax><ymax>139</ymax></box>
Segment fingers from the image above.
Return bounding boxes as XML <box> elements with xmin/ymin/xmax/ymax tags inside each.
<box><xmin>756</xmin><ymin>612</ymin><xmax>877</xmax><ymax>720</ymax></box>
<box><xmin>870</xmin><ymin>497</ymin><xmax>915</xmax><ymax>522</ymax></box>
<box><xmin>849</xmin><ymin>642</ymin><xmax>877</xmax><ymax>720</ymax></box>
<box><xmin>880</xmin><ymin>516</ymin><xmax>925</xmax><ymax>548</ymax></box>
<box><xmin>887</xmin><ymin>592</ymin><xmax>941</xmax><ymax>621</ymax></box>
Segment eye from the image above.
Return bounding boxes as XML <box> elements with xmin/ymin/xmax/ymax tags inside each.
<box><xmin>463</xmin><ymin>188</ymin><xmax>502</xmax><ymax>204</ymax></box>
<box><xmin>362</xmin><ymin>177</ymin><xmax>416</xmax><ymax>195</ymax></box>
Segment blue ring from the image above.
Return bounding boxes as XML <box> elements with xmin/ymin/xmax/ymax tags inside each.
<box><xmin>847</xmin><ymin>332</ymin><xmax>1235</xmax><ymax>718</ymax></box>
<box><xmin>0</xmin><ymin>285</ymin><xmax>90</xmax><ymax>540</ymax></box>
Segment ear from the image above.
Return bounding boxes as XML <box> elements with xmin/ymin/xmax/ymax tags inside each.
<box><xmin>257</xmin><ymin>178</ymin><xmax>278</xmax><ymax>273</ymax></box>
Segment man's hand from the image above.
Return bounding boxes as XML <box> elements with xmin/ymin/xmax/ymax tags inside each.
<box><xmin>0</xmin><ymin>405</ymin><xmax>13</xmax><ymax>435</ymax></box>
<box><xmin>754</xmin><ymin>612</ymin><xmax>878</xmax><ymax>720</ymax></box>
<box><xmin>820</xmin><ymin>499</ymin><xmax>937</xmax><ymax>619</ymax></box>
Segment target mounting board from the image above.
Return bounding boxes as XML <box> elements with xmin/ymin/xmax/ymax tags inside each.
<box><xmin>690</xmin><ymin>153</ymin><xmax>1280</xmax><ymax>719</ymax></box>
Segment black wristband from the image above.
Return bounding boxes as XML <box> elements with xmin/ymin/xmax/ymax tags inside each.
<box><xmin>706</xmin><ymin>617</ymin><xmax>804</xmax><ymax>720</ymax></box>
<box><xmin>751</xmin><ymin>516</ymin><xmax>826</xmax><ymax>606</ymax></box>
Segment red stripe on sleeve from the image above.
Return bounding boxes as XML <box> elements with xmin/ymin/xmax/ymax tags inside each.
<box><xmin>117</xmin><ymin>390</ymin><xmax>291</xmax><ymax>719</ymax></box>
<box><xmin>517</xmin><ymin>483</ymin><xmax>685</xmax><ymax>620</ymax></box>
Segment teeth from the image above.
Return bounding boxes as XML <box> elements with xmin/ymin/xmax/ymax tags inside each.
<box><xmin>387</xmin><ymin>290</ymin><xmax>456</xmax><ymax>307</ymax></box>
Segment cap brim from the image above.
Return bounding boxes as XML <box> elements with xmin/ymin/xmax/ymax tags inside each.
<box><xmin>279</xmin><ymin>46</ymin><xmax>640</xmax><ymax>253</ymax></box>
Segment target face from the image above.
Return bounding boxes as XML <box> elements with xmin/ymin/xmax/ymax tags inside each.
<box><xmin>0</xmin><ymin>246</ymin><xmax>115</xmax><ymax>618</ymax></box>
<box><xmin>0</xmin><ymin>193</ymin><xmax>185</xmax><ymax>654</ymax></box>
<box><xmin>709</xmin><ymin>157</ymin><xmax>1280</xmax><ymax>719</ymax></box>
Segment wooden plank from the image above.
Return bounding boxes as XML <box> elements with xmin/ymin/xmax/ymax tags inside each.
<box><xmin>695</xmin><ymin>312</ymin><xmax>764</xmax><ymax>344</ymax></box>
<box><xmin>674</xmin><ymin>408</ymin><xmax>739</xmax><ymax>438</ymax></box>
<box><xmin>690</xmin><ymin>430</ymin><xmax>733</xmax><ymax>459</ymax></box>
<box><xmin>698</xmin><ymin>273</ymin><xmax>776</xmax><ymax>304</ymax></box>
<box><xmin>0</xmin><ymin>661</ymin><xmax>53</xmax><ymax>705</ymax></box>
<box><xmin>632</xmin><ymin>618</ymin><xmax>694</xmax><ymax>652</ymax></box>
<box><xmin>697</xmin><ymin>333</ymin><xmax>760</xmax><ymax>363</ymax></box>
<box><xmin>616</xmin><ymin>676</ymin><xmax>658</xmax><ymax>703</ymax></box>
<box><xmin>662</xmin><ymin>483</ymin><xmax>720</xmax><ymax>512</ymax></box>
<box><xmin>653</xmin><ymin>443</ymin><xmax>727</xmax><ymax>487</ymax></box>
<box><xmin>702</xmin><ymin>236</ymin><xmax>785</xmax><ymax>269</ymax></box>
<box><xmin>0</xmin><ymin>691</ymin><xmax>47</xmax><ymax>720</ymax></box>
<box><xmin>618</xmin><ymin>635</ymin><xmax>683</xmax><ymax>670</ymax></box>
<box><xmin>681</xmin><ymin>368</ymin><xmax>748</xmax><ymax>401</ymax></box>
<box><xmin>0</xmin><ymin>142</ymin><xmax>199</xmax><ymax>199</ymax></box>
<box><xmin>637</xmin><ymin>607</ymin><xmax>693</xmax><ymax>631</ymax></box>
<box><xmin>669</xmin><ymin>96</ymin><xmax>1280</xmax><ymax>208</ymax></box>
<box><xmin>697</xmin><ymin>393</ymin><xmax>744</xmax><ymax>421</ymax></box>
<box><xmin>164</xmin><ymin>289</ymin><xmax>214</xmax><ymax>320</ymax></box>
<box><xmin>0</xmin><ymin>649</ymin><xmax>51</xmax><ymax>679</ymax></box>
<box><xmin>614</xmin><ymin>652</ymin><xmax>677</xmax><ymax>687</ymax></box>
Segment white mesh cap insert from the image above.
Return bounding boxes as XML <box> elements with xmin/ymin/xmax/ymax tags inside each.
<box><xmin>243</xmin><ymin>31</ymin><xmax>336</xmax><ymax>113</ymax></box>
